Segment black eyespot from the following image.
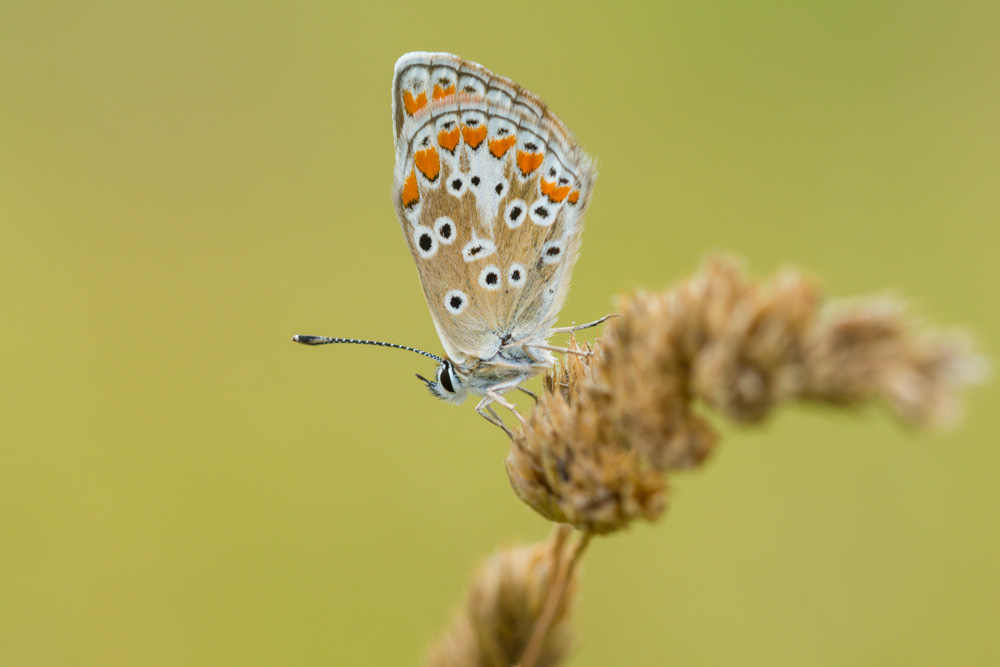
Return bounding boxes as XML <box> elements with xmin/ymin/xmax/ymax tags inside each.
<box><xmin>509</xmin><ymin>206</ymin><xmax>522</xmax><ymax>221</ymax></box>
<box><xmin>511</xmin><ymin>269</ymin><xmax>521</xmax><ymax>281</ymax></box>
<box><xmin>525</xmin><ymin>142</ymin><xmax>538</xmax><ymax>151</ymax></box>
<box><xmin>498</xmin><ymin>128</ymin><xmax>509</xmax><ymax>136</ymax></box>
<box><xmin>439</xmin><ymin>364</ymin><xmax>455</xmax><ymax>393</ymax></box>
<box><xmin>534</xmin><ymin>206</ymin><xmax>549</xmax><ymax>219</ymax></box>
<box><xmin>451</xmin><ymin>179</ymin><xmax>462</xmax><ymax>190</ymax></box>
<box><xmin>421</xmin><ymin>137</ymin><xmax>430</xmax><ymax>146</ymax></box>
<box><xmin>495</xmin><ymin>183</ymin><xmax>503</xmax><ymax>195</ymax></box>
<box><xmin>471</xmin><ymin>176</ymin><xmax>480</xmax><ymax>186</ymax></box>
<box><xmin>549</xmin><ymin>168</ymin><xmax>556</xmax><ymax>177</ymax></box>
<box><xmin>559</xmin><ymin>177</ymin><xmax>569</xmax><ymax>184</ymax></box>
<box><xmin>419</xmin><ymin>234</ymin><xmax>433</xmax><ymax>251</ymax></box>
<box><xmin>445</xmin><ymin>289</ymin><xmax>468</xmax><ymax>314</ymax></box>
<box><xmin>469</xmin><ymin>245</ymin><xmax>482</xmax><ymax>256</ymax></box>
<box><xmin>439</xmin><ymin>223</ymin><xmax>451</xmax><ymax>239</ymax></box>
<box><xmin>443</xmin><ymin>120</ymin><xmax>454</xmax><ymax>129</ymax></box>
<box><xmin>546</xmin><ymin>246</ymin><xmax>560</xmax><ymax>256</ymax></box>
<box><xmin>485</xmin><ymin>272</ymin><xmax>498</xmax><ymax>285</ymax></box>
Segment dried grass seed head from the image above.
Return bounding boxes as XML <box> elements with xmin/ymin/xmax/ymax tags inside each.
<box><xmin>506</xmin><ymin>345</ymin><xmax>668</xmax><ymax>535</ymax></box>
<box><xmin>425</xmin><ymin>540</ymin><xmax>577</xmax><ymax>667</ymax></box>
<box><xmin>506</xmin><ymin>255</ymin><xmax>984</xmax><ymax>532</ymax></box>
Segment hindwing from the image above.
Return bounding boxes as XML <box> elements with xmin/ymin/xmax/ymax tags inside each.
<box><xmin>391</xmin><ymin>52</ymin><xmax>596</xmax><ymax>366</ymax></box>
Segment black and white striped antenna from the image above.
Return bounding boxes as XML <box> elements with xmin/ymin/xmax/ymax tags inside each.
<box><xmin>291</xmin><ymin>335</ymin><xmax>445</xmax><ymax>364</ymax></box>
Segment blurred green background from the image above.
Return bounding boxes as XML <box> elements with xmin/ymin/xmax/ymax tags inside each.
<box><xmin>2</xmin><ymin>2</ymin><xmax>997</xmax><ymax>665</ymax></box>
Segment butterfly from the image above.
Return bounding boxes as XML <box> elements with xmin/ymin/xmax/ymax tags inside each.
<box><xmin>294</xmin><ymin>52</ymin><xmax>604</xmax><ymax>431</ymax></box>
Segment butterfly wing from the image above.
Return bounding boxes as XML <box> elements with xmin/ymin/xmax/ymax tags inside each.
<box><xmin>391</xmin><ymin>52</ymin><xmax>596</xmax><ymax>367</ymax></box>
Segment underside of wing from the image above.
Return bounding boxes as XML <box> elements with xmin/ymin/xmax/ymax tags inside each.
<box><xmin>390</xmin><ymin>52</ymin><xmax>597</xmax><ymax>365</ymax></box>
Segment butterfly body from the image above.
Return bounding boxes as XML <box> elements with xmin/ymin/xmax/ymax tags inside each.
<box><xmin>390</xmin><ymin>52</ymin><xmax>596</xmax><ymax>408</ymax></box>
<box><xmin>426</xmin><ymin>342</ymin><xmax>555</xmax><ymax>405</ymax></box>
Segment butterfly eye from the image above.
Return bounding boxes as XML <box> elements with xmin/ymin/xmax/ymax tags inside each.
<box><xmin>438</xmin><ymin>363</ymin><xmax>455</xmax><ymax>393</ymax></box>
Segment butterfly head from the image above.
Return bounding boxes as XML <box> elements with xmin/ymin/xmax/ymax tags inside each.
<box><xmin>416</xmin><ymin>359</ymin><xmax>469</xmax><ymax>404</ymax></box>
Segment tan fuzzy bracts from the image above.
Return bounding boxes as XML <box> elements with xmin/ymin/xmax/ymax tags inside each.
<box><xmin>506</xmin><ymin>257</ymin><xmax>983</xmax><ymax>534</ymax></box>
<box><xmin>425</xmin><ymin>537</ymin><xmax>578</xmax><ymax>667</ymax></box>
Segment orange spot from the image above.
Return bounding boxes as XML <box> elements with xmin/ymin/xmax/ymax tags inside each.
<box><xmin>462</xmin><ymin>124</ymin><xmax>487</xmax><ymax>149</ymax></box>
<box><xmin>516</xmin><ymin>151</ymin><xmax>544</xmax><ymax>176</ymax></box>
<box><xmin>403</xmin><ymin>91</ymin><xmax>427</xmax><ymax>116</ymax></box>
<box><xmin>437</xmin><ymin>127</ymin><xmax>460</xmax><ymax>152</ymax></box>
<box><xmin>414</xmin><ymin>147</ymin><xmax>440</xmax><ymax>182</ymax></box>
<box><xmin>567</xmin><ymin>190</ymin><xmax>580</xmax><ymax>204</ymax></box>
<box><xmin>432</xmin><ymin>83</ymin><xmax>456</xmax><ymax>100</ymax></box>
<box><xmin>401</xmin><ymin>169</ymin><xmax>419</xmax><ymax>208</ymax></box>
<box><xmin>540</xmin><ymin>179</ymin><xmax>571</xmax><ymax>202</ymax></box>
<box><xmin>488</xmin><ymin>135</ymin><xmax>516</xmax><ymax>159</ymax></box>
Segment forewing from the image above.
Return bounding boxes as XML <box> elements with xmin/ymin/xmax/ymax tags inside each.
<box><xmin>391</xmin><ymin>52</ymin><xmax>596</xmax><ymax>365</ymax></box>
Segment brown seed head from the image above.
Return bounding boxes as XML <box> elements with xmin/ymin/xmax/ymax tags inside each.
<box><xmin>801</xmin><ymin>298</ymin><xmax>985</xmax><ymax>427</ymax></box>
<box><xmin>505</xmin><ymin>256</ymin><xmax>984</xmax><ymax>532</ymax></box>
<box><xmin>506</xmin><ymin>345</ymin><xmax>669</xmax><ymax>534</ymax></box>
<box><xmin>425</xmin><ymin>539</ymin><xmax>577</xmax><ymax>667</ymax></box>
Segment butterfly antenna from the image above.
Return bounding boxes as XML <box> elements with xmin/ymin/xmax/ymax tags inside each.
<box><xmin>291</xmin><ymin>335</ymin><xmax>445</xmax><ymax>364</ymax></box>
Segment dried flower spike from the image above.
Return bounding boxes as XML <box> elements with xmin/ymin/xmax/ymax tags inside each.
<box><xmin>425</xmin><ymin>531</ymin><xmax>581</xmax><ymax>667</ymax></box>
<box><xmin>506</xmin><ymin>256</ymin><xmax>984</xmax><ymax>533</ymax></box>
<box><xmin>801</xmin><ymin>298</ymin><xmax>984</xmax><ymax>427</ymax></box>
<box><xmin>506</xmin><ymin>342</ymin><xmax>669</xmax><ymax>534</ymax></box>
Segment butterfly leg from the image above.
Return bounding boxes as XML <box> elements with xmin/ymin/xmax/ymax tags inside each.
<box><xmin>475</xmin><ymin>380</ymin><xmax>529</xmax><ymax>430</ymax></box>
<box><xmin>486</xmin><ymin>389</ymin><xmax>528</xmax><ymax>428</ymax></box>
<box><xmin>525</xmin><ymin>343</ymin><xmax>593</xmax><ymax>357</ymax></box>
<box><xmin>477</xmin><ymin>401</ymin><xmax>514</xmax><ymax>437</ymax></box>
<box><xmin>517</xmin><ymin>386</ymin><xmax>539</xmax><ymax>403</ymax></box>
<box><xmin>551</xmin><ymin>313</ymin><xmax>618</xmax><ymax>334</ymax></box>
<box><xmin>476</xmin><ymin>396</ymin><xmax>524</xmax><ymax>438</ymax></box>
<box><xmin>485</xmin><ymin>404</ymin><xmax>505</xmax><ymax>425</ymax></box>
